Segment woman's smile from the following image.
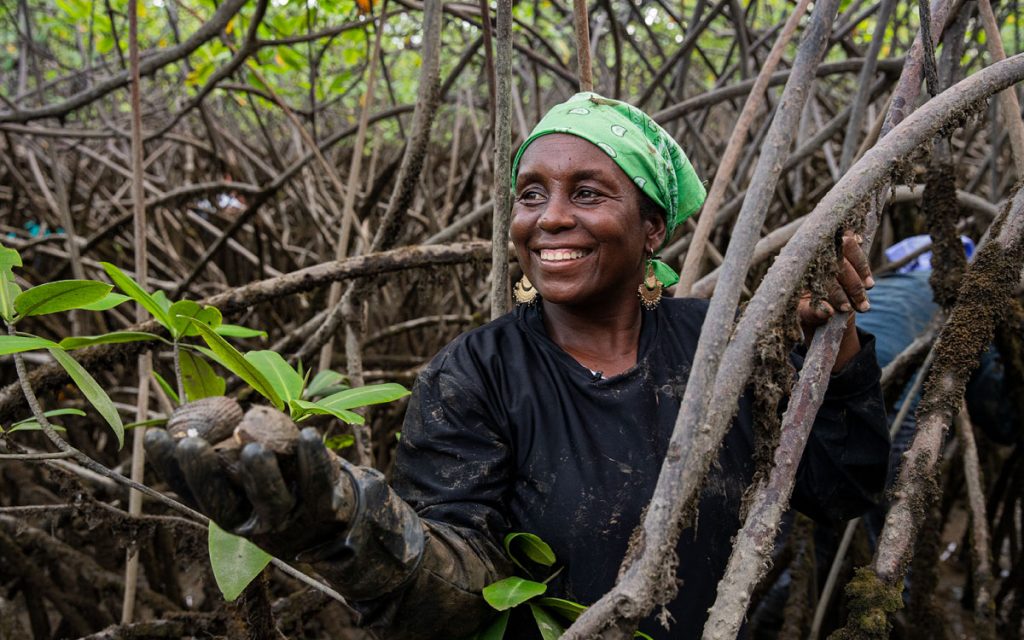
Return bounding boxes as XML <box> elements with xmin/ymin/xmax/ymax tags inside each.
<box><xmin>537</xmin><ymin>248</ymin><xmax>591</xmax><ymax>262</ymax></box>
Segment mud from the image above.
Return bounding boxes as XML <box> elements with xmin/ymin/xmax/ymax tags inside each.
<box><xmin>918</xmin><ymin>193</ymin><xmax>1024</xmax><ymax>420</ymax></box>
<box><xmin>227</xmin><ymin>572</ymin><xmax>277</xmax><ymax>640</ymax></box>
<box><xmin>923</xmin><ymin>161</ymin><xmax>966</xmax><ymax>309</ymax></box>
<box><xmin>778</xmin><ymin>515</ymin><xmax>816</xmax><ymax>639</ymax></box>
<box><xmin>748</xmin><ymin>314</ymin><xmax>798</xmax><ymax>494</ymax></box>
<box><xmin>907</xmin><ymin>505</ymin><xmax>944</xmax><ymax>639</ymax></box>
<box><xmin>993</xmin><ymin>299</ymin><xmax>1024</xmax><ymax>437</ymax></box>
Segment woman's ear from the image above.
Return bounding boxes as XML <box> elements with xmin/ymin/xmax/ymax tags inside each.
<box><xmin>646</xmin><ymin>214</ymin><xmax>667</xmax><ymax>251</ymax></box>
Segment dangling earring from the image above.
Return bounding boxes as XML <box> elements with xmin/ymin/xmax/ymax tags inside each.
<box><xmin>638</xmin><ymin>258</ymin><xmax>663</xmax><ymax>310</ymax></box>
<box><xmin>514</xmin><ymin>274</ymin><xmax>538</xmax><ymax>305</ymax></box>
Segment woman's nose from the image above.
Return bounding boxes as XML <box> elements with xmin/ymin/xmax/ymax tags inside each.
<box><xmin>537</xmin><ymin>196</ymin><xmax>576</xmax><ymax>232</ymax></box>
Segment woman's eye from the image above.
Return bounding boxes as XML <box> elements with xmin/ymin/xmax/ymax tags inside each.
<box><xmin>576</xmin><ymin>188</ymin><xmax>601</xmax><ymax>201</ymax></box>
<box><xmin>517</xmin><ymin>189</ymin><xmax>544</xmax><ymax>202</ymax></box>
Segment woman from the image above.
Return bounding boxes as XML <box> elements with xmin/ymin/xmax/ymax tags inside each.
<box><xmin>146</xmin><ymin>93</ymin><xmax>888</xmax><ymax>639</ymax></box>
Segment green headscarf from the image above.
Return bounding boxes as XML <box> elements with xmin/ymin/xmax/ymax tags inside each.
<box><xmin>511</xmin><ymin>92</ymin><xmax>706</xmax><ymax>287</ymax></box>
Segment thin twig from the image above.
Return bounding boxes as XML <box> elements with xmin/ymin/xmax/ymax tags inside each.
<box><xmin>122</xmin><ymin>0</ymin><xmax>151</xmax><ymax>622</ymax></box>
<box><xmin>490</xmin><ymin>0</ymin><xmax>513</xmax><ymax>319</ymax></box>
<box><xmin>0</xmin><ymin>451</ymin><xmax>75</xmax><ymax>460</ymax></box>
<box><xmin>955</xmin><ymin>409</ymin><xmax>997</xmax><ymax>636</ymax></box>
<box><xmin>978</xmin><ymin>0</ymin><xmax>1024</xmax><ymax>178</ymax></box>
<box><xmin>572</xmin><ymin>0</ymin><xmax>593</xmax><ymax>91</ymax></box>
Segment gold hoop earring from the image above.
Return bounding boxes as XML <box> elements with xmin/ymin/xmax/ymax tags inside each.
<box><xmin>638</xmin><ymin>259</ymin><xmax>663</xmax><ymax>310</ymax></box>
<box><xmin>514</xmin><ymin>274</ymin><xmax>539</xmax><ymax>305</ymax></box>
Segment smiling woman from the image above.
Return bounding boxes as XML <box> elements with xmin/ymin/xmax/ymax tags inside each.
<box><xmin>512</xmin><ymin>135</ymin><xmax>660</xmax><ymax>309</ymax></box>
<box><xmin>146</xmin><ymin>92</ymin><xmax>890</xmax><ymax>640</ymax></box>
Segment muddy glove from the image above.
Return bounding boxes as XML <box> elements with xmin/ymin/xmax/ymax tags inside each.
<box><xmin>143</xmin><ymin>396</ymin><xmax>357</xmax><ymax>561</ymax></box>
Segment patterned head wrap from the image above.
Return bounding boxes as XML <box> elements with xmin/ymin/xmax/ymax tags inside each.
<box><xmin>511</xmin><ymin>92</ymin><xmax>706</xmax><ymax>287</ymax></box>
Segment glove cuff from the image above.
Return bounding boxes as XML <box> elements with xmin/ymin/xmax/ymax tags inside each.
<box><xmin>302</xmin><ymin>462</ymin><xmax>425</xmax><ymax>600</ymax></box>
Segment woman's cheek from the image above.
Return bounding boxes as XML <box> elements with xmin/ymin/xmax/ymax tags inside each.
<box><xmin>509</xmin><ymin>209</ymin><xmax>531</xmax><ymax>244</ymax></box>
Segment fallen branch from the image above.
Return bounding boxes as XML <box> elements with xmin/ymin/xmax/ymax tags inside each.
<box><xmin>77</xmin><ymin>614</ymin><xmax>224</xmax><ymax>639</ymax></box>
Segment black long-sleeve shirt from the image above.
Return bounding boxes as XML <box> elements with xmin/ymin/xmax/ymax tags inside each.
<box><xmin>327</xmin><ymin>298</ymin><xmax>889</xmax><ymax>639</ymax></box>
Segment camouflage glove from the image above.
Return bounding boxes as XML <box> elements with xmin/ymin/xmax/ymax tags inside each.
<box><xmin>144</xmin><ymin>397</ymin><xmax>356</xmax><ymax>561</ymax></box>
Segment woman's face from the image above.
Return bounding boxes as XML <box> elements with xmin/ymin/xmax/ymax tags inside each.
<box><xmin>511</xmin><ymin>134</ymin><xmax>666</xmax><ymax>309</ymax></box>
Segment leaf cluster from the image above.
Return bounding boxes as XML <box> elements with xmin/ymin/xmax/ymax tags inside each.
<box><xmin>475</xmin><ymin>532</ymin><xmax>652</xmax><ymax>640</ymax></box>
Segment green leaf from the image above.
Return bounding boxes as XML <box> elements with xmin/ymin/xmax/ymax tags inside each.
<box><xmin>151</xmin><ymin>290</ymin><xmax>172</xmax><ymax>312</ymax></box>
<box><xmin>324</xmin><ymin>434</ymin><xmax>355</xmax><ymax>450</ymax></box>
<box><xmin>536</xmin><ymin>597</ymin><xmax>587</xmax><ymax>622</ymax></box>
<box><xmin>101</xmin><ymin>262</ymin><xmax>174</xmax><ymax>331</ymax></box>
<box><xmin>215</xmin><ymin>323</ymin><xmax>268</xmax><ymax>339</ymax></box>
<box><xmin>180</xmin><ymin>350</ymin><xmax>226</xmax><ymax>401</ymax></box>
<box><xmin>59</xmin><ymin>331</ymin><xmax>166</xmax><ymax>350</ymax></box>
<box><xmin>472</xmin><ymin>611</ymin><xmax>510</xmax><ymax>640</ymax></box>
<box><xmin>14</xmin><ymin>280</ymin><xmax>112</xmax><ymax>318</ymax></box>
<box><xmin>186</xmin><ymin>319</ymin><xmax>283</xmax><ymax>409</ymax></box>
<box><xmin>0</xmin><ymin>245</ymin><xmax>21</xmax><ymax>322</ymax></box>
<box><xmin>169</xmin><ymin>300</ymin><xmax>222</xmax><ymax>338</ymax></box>
<box><xmin>11</xmin><ymin>408</ymin><xmax>86</xmax><ymax>426</ymax></box>
<box><xmin>1</xmin><ymin>279</ymin><xmax>21</xmax><ymax>323</ymax></box>
<box><xmin>482</xmin><ymin>577</ymin><xmax>546</xmax><ymax>611</ymax></box>
<box><xmin>315</xmin><ymin>383</ymin><xmax>410</xmax><ymax>412</ymax></box>
<box><xmin>529</xmin><ymin>604</ymin><xmax>566</xmax><ymax>640</ymax></box>
<box><xmin>4</xmin><ymin>421</ymin><xmax>67</xmax><ymax>434</ymax></box>
<box><xmin>504</xmin><ymin>532</ymin><xmax>556</xmax><ymax>571</ymax></box>
<box><xmin>123</xmin><ymin>417</ymin><xmax>168</xmax><ymax>430</ymax></box>
<box><xmin>3</xmin><ymin>408</ymin><xmax>84</xmax><ymax>434</ymax></box>
<box><xmin>634</xmin><ymin>632</ymin><xmax>654</xmax><ymax>640</ymax></box>
<box><xmin>208</xmin><ymin>521</ymin><xmax>272</xmax><ymax>602</ymax></box>
<box><xmin>243</xmin><ymin>350</ymin><xmax>303</xmax><ymax>404</ymax></box>
<box><xmin>0</xmin><ymin>335</ymin><xmax>59</xmax><ymax>355</ymax></box>
<box><xmin>289</xmin><ymin>398</ymin><xmax>364</xmax><ymax>425</ymax></box>
<box><xmin>79</xmin><ymin>292</ymin><xmax>131</xmax><ymax>311</ymax></box>
<box><xmin>152</xmin><ymin>370</ymin><xmax>181</xmax><ymax>405</ymax></box>
<box><xmin>0</xmin><ymin>245</ymin><xmax>21</xmax><ymax>269</ymax></box>
<box><xmin>304</xmin><ymin>370</ymin><xmax>348</xmax><ymax>399</ymax></box>
<box><xmin>48</xmin><ymin>348</ymin><xmax>124</xmax><ymax>448</ymax></box>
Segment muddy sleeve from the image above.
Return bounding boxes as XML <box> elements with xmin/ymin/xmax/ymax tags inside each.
<box><xmin>311</xmin><ymin>348</ymin><xmax>515</xmax><ymax>639</ymax></box>
<box><xmin>791</xmin><ymin>329</ymin><xmax>891</xmax><ymax>523</ymax></box>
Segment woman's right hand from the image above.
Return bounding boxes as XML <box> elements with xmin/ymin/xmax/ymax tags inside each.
<box><xmin>143</xmin><ymin>397</ymin><xmax>356</xmax><ymax>561</ymax></box>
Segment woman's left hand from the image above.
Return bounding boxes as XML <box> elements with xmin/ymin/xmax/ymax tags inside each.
<box><xmin>796</xmin><ymin>230</ymin><xmax>874</xmax><ymax>370</ymax></box>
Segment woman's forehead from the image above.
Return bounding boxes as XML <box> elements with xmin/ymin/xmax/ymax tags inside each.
<box><xmin>516</xmin><ymin>134</ymin><xmax>628</xmax><ymax>184</ymax></box>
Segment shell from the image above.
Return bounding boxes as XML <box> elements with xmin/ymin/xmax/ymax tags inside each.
<box><xmin>233</xmin><ymin>406</ymin><xmax>300</xmax><ymax>454</ymax></box>
<box><xmin>167</xmin><ymin>396</ymin><xmax>243</xmax><ymax>442</ymax></box>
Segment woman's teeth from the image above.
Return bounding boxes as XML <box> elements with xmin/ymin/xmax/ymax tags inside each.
<box><xmin>539</xmin><ymin>249</ymin><xmax>588</xmax><ymax>261</ymax></box>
